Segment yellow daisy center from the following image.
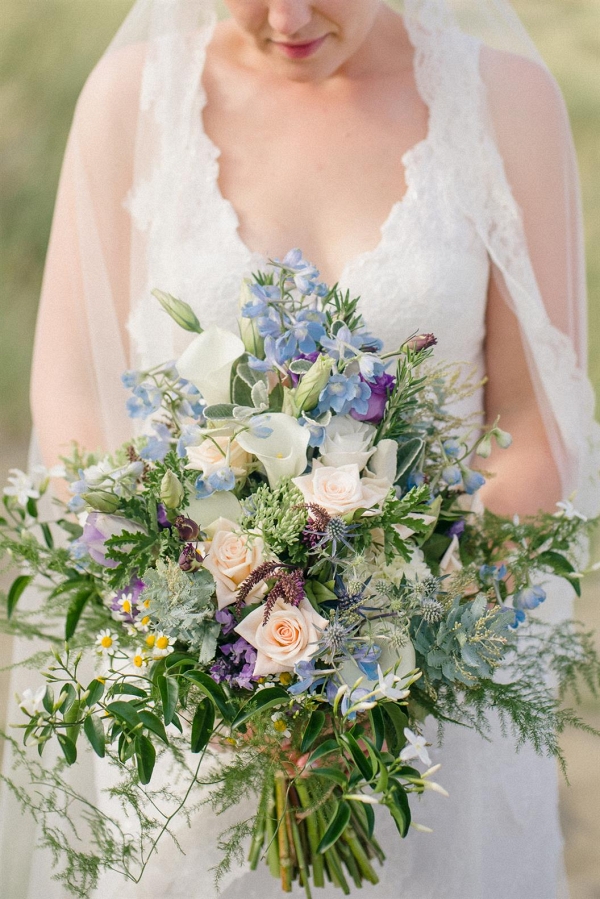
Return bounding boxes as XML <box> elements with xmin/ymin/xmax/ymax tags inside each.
<box><xmin>140</xmin><ymin>615</ymin><xmax>151</xmax><ymax>627</ymax></box>
<box><xmin>133</xmin><ymin>654</ymin><xmax>144</xmax><ymax>668</ymax></box>
<box><xmin>100</xmin><ymin>635</ymin><xmax>113</xmax><ymax>648</ymax></box>
<box><xmin>156</xmin><ymin>636</ymin><xmax>170</xmax><ymax>650</ymax></box>
<box><xmin>122</xmin><ymin>599</ymin><xmax>131</xmax><ymax>613</ymax></box>
<box><xmin>273</xmin><ymin>719</ymin><xmax>287</xmax><ymax>733</ymax></box>
<box><xmin>145</xmin><ymin>634</ymin><xmax>156</xmax><ymax>648</ymax></box>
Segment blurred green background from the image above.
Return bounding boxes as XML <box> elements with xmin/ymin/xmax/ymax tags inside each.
<box><xmin>0</xmin><ymin>1</ymin><xmax>598</xmax><ymax>896</ymax></box>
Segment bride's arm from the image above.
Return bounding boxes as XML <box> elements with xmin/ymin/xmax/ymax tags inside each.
<box><xmin>478</xmin><ymin>48</ymin><xmax>581</xmax><ymax>517</ymax></box>
<box><xmin>30</xmin><ymin>47</ymin><xmax>143</xmax><ymax>468</ymax></box>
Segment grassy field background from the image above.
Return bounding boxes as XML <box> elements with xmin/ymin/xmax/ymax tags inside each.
<box><xmin>0</xmin><ymin>1</ymin><xmax>598</xmax><ymax>896</ymax></box>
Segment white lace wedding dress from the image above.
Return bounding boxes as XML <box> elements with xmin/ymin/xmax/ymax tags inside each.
<box><xmin>3</xmin><ymin>2</ymin><xmax>595</xmax><ymax>896</ymax></box>
<box><xmin>94</xmin><ymin>13</ymin><xmax>570</xmax><ymax>899</ymax></box>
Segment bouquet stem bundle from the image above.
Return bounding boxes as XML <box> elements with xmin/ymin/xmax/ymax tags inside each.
<box><xmin>248</xmin><ymin>770</ymin><xmax>383</xmax><ymax>896</ymax></box>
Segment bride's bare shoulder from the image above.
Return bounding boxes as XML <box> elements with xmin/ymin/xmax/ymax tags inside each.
<box><xmin>479</xmin><ymin>45</ymin><xmax>568</xmax><ymax>189</ymax></box>
<box><xmin>72</xmin><ymin>41</ymin><xmax>148</xmax><ymax>154</ymax></box>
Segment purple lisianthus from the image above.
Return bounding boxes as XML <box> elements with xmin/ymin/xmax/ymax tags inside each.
<box><xmin>157</xmin><ymin>504</ymin><xmax>171</xmax><ymax>529</ymax></box>
<box><xmin>81</xmin><ymin>512</ymin><xmax>146</xmax><ymax>568</ymax></box>
<box><xmin>350</xmin><ymin>372</ymin><xmax>396</xmax><ymax>424</ymax></box>
<box><xmin>216</xmin><ymin>608</ymin><xmax>236</xmax><ymax>636</ymax></box>
<box><xmin>288</xmin><ymin>351</ymin><xmax>320</xmax><ymax>387</ymax></box>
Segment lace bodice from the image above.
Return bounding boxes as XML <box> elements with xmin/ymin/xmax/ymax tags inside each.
<box><xmin>128</xmin><ymin>19</ymin><xmax>489</xmax><ymax>407</ymax></box>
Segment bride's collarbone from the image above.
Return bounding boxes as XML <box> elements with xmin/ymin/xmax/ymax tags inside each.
<box><xmin>202</xmin><ymin>70</ymin><xmax>427</xmax><ymax>281</ymax></box>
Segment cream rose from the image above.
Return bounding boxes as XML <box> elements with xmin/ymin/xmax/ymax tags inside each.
<box><xmin>185</xmin><ymin>433</ymin><xmax>250</xmax><ymax>478</ymax></box>
<box><xmin>292</xmin><ymin>461</ymin><xmax>391</xmax><ymax>517</ymax></box>
<box><xmin>202</xmin><ymin>518</ymin><xmax>265</xmax><ymax>609</ymax></box>
<box><xmin>234</xmin><ymin>597</ymin><xmax>328</xmax><ymax>676</ymax></box>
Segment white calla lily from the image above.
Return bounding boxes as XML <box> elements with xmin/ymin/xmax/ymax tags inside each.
<box><xmin>176</xmin><ymin>326</ymin><xmax>245</xmax><ymax>406</ymax></box>
<box><xmin>236</xmin><ymin>413</ymin><xmax>310</xmax><ymax>487</ymax></box>
<box><xmin>186</xmin><ymin>492</ymin><xmax>242</xmax><ymax>529</ymax></box>
<box><xmin>368</xmin><ymin>438</ymin><xmax>398</xmax><ymax>484</ymax></box>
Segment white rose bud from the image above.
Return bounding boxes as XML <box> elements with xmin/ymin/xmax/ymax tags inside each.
<box><xmin>160</xmin><ymin>470</ymin><xmax>185</xmax><ymax>509</ymax></box>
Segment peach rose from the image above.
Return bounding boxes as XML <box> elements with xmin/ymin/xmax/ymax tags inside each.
<box><xmin>292</xmin><ymin>461</ymin><xmax>391</xmax><ymax>518</ymax></box>
<box><xmin>185</xmin><ymin>433</ymin><xmax>250</xmax><ymax>478</ymax></box>
<box><xmin>235</xmin><ymin>597</ymin><xmax>328</xmax><ymax>676</ymax></box>
<box><xmin>202</xmin><ymin>518</ymin><xmax>265</xmax><ymax>609</ymax></box>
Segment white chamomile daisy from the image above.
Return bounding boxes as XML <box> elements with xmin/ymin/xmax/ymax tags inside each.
<box><xmin>150</xmin><ymin>632</ymin><xmax>175</xmax><ymax>659</ymax></box>
<box><xmin>270</xmin><ymin>712</ymin><xmax>291</xmax><ymax>738</ymax></box>
<box><xmin>95</xmin><ymin>629</ymin><xmax>120</xmax><ymax>657</ymax></box>
<box><xmin>130</xmin><ymin>647</ymin><xmax>149</xmax><ymax>669</ymax></box>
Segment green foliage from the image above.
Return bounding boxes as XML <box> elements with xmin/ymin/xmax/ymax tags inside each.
<box><xmin>242</xmin><ymin>479</ymin><xmax>308</xmax><ymax>562</ymax></box>
<box><xmin>142</xmin><ymin>559</ymin><xmax>218</xmax><ymax>661</ymax></box>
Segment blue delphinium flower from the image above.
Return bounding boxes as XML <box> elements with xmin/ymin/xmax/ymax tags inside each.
<box><xmin>250</xmin><ymin>283</ymin><xmax>282</xmax><ymax>304</ymax></box>
<box><xmin>479</xmin><ymin>563</ymin><xmax>507</xmax><ymax>584</ymax></box>
<box><xmin>442</xmin><ymin>464</ymin><xmax>462</xmax><ymax>486</ymax></box>
<box><xmin>358</xmin><ymin>353</ymin><xmax>385</xmax><ymax>383</ymax></box>
<box><xmin>353</xmin><ymin>645</ymin><xmax>381</xmax><ymax>680</ymax></box>
<box><xmin>121</xmin><ymin>370</ymin><xmax>142</xmax><ymax>389</ymax></box>
<box><xmin>248</xmin><ymin>334</ymin><xmax>292</xmax><ymax>372</ymax></box>
<box><xmin>319</xmin><ymin>372</ymin><xmax>371</xmax><ymax>416</ymax></box>
<box><xmin>443</xmin><ymin>439</ymin><xmax>462</xmax><ymax>458</ymax></box>
<box><xmin>320</xmin><ymin>324</ymin><xmax>363</xmax><ymax>361</ymax></box>
<box><xmin>207</xmin><ymin>467</ymin><xmax>236</xmax><ymax>492</ymax></box>
<box><xmin>341</xmin><ymin>686</ymin><xmax>372</xmax><ymax>720</ymax></box>
<box><xmin>355</xmin><ymin>330</ymin><xmax>384</xmax><ymax>353</ymax></box>
<box><xmin>256</xmin><ymin>309</ymin><xmax>285</xmax><ymax>339</ymax></box>
<box><xmin>194</xmin><ymin>476</ymin><xmax>213</xmax><ymax>499</ymax></box>
<box><xmin>139</xmin><ymin>423</ymin><xmax>172</xmax><ymax>462</ymax></box>
<box><xmin>407</xmin><ymin>471</ymin><xmax>426</xmax><ymax>489</ymax></box>
<box><xmin>462</xmin><ymin>467</ymin><xmax>486</xmax><ymax>494</ymax></box>
<box><xmin>288</xmin><ymin>659</ymin><xmax>327</xmax><ymax>696</ymax></box>
<box><xmin>280</xmin><ymin>316</ymin><xmax>326</xmax><ymax>356</ymax></box>
<box><xmin>300</xmin><ymin>414</ymin><xmax>328</xmax><ymax>448</ymax></box>
<box><xmin>506</xmin><ymin>607</ymin><xmax>527</xmax><ymax>629</ymax></box>
<box><xmin>126</xmin><ymin>384</ymin><xmax>163</xmax><ymax>420</ymax></box>
<box><xmin>514</xmin><ymin>584</ymin><xmax>546</xmax><ymax>610</ymax></box>
<box><xmin>177</xmin><ymin>424</ymin><xmax>203</xmax><ymax>458</ymax></box>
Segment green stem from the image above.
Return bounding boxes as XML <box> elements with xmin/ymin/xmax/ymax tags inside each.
<box><xmin>275</xmin><ymin>772</ymin><xmax>294</xmax><ymax>891</ymax></box>
<box><xmin>265</xmin><ymin>775</ymin><xmax>280</xmax><ymax>880</ymax></box>
<box><xmin>290</xmin><ymin>809</ymin><xmax>312</xmax><ymax>899</ymax></box>
<box><xmin>248</xmin><ymin>778</ymin><xmax>269</xmax><ymax>870</ymax></box>
<box><xmin>295</xmin><ymin>780</ymin><xmax>325</xmax><ymax>888</ymax></box>
<box><xmin>342</xmin><ymin>825</ymin><xmax>380</xmax><ymax>885</ymax></box>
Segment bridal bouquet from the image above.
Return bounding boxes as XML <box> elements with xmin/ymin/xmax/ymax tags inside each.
<box><xmin>2</xmin><ymin>250</ymin><xmax>598</xmax><ymax>897</ymax></box>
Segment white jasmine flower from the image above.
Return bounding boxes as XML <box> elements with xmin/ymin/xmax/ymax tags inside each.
<box><xmin>4</xmin><ymin>469</ymin><xmax>40</xmax><ymax>507</ymax></box>
<box><xmin>554</xmin><ymin>500</ymin><xmax>587</xmax><ymax>522</ymax></box>
<box><xmin>374</xmin><ymin>664</ymin><xmax>410</xmax><ymax>701</ymax></box>
<box><xmin>95</xmin><ymin>629</ymin><xmax>120</xmax><ymax>657</ymax></box>
<box><xmin>18</xmin><ymin>685</ymin><xmax>46</xmax><ymax>717</ymax></box>
<box><xmin>399</xmin><ymin>727</ymin><xmax>431</xmax><ymax>766</ymax></box>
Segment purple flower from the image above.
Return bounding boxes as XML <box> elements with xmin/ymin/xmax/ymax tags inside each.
<box><xmin>216</xmin><ymin>608</ymin><xmax>236</xmax><ymax>636</ymax></box>
<box><xmin>405</xmin><ymin>333</ymin><xmax>437</xmax><ymax>352</ymax></box>
<box><xmin>447</xmin><ymin>519</ymin><xmax>465</xmax><ymax>538</ymax></box>
<box><xmin>81</xmin><ymin>513</ymin><xmax>145</xmax><ymax>568</ymax></box>
<box><xmin>210</xmin><ymin>636</ymin><xmax>259</xmax><ymax>689</ymax></box>
<box><xmin>350</xmin><ymin>372</ymin><xmax>396</xmax><ymax>424</ymax></box>
<box><xmin>288</xmin><ymin>351</ymin><xmax>320</xmax><ymax>387</ymax></box>
<box><xmin>109</xmin><ymin>577</ymin><xmax>145</xmax><ymax>624</ymax></box>
<box><xmin>157</xmin><ymin>504</ymin><xmax>171</xmax><ymax>529</ymax></box>
<box><xmin>178</xmin><ymin>543</ymin><xmax>203</xmax><ymax>572</ymax></box>
<box><xmin>174</xmin><ymin>515</ymin><xmax>199</xmax><ymax>542</ymax></box>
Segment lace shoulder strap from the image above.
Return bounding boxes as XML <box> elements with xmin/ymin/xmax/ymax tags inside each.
<box><xmin>405</xmin><ymin>1</ymin><xmax>600</xmax><ymax>514</ymax></box>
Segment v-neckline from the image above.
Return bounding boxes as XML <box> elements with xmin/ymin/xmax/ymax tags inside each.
<box><xmin>198</xmin><ymin>18</ymin><xmax>434</xmax><ymax>287</ymax></box>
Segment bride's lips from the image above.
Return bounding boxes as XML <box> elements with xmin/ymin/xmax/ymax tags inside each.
<box><xmin>272</xmin><ymin>35</ymin><xmax>328</xmax><ymax>60</ymax></box>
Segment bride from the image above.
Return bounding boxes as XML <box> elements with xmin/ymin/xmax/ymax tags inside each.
<box><xmin>2</xmin><ymin>1</ymin><xmax>598</xmax><ymax>897</ymax></box>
